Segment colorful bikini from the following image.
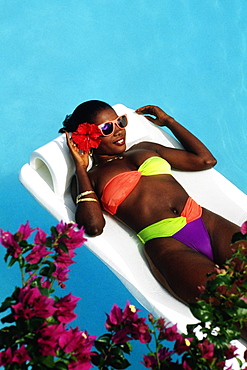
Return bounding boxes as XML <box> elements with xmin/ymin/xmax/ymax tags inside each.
<box><xmin>101</xmin><ymin>156</ymin><xmax>214</xmax><ymax>261</ymax></box>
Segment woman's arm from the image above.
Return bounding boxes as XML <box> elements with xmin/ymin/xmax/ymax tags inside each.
<box><xmin>66</xmin><ymin>132</ymin><xmax>105</xmax><ymax>235</ymax></box>
<box><xmin>135</xmin><ymin>105</ymin><xmax>217</xmax><ymax>171</ymax></box>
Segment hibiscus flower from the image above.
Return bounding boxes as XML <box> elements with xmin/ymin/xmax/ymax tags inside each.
<box><xmin>72</xmin><ymin>123</ymin><xmax>101</xmax><ymax>151</ymax></box>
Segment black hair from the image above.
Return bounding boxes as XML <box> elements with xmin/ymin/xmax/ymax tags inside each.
<box><xmin>58</xmin><ymin>100</ymin><xmax>113</xmax><ymax>133</ymax></box>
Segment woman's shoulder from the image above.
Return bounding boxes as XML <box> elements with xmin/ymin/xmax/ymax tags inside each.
<box><xmin>126</xmin><ymin>142</ymin><xmax>162</xmax><ymax>164</ymax></box>
<box><xmin>128</xmin><ymin>140</ymin><xmax>158</xmax><ymax>150</ymax></box>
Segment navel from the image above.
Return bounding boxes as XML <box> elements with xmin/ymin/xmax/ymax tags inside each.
<box><xmin>171</xmin><ymin>207</ymin><xmax>179</xmax><ymax>215</ymax></box>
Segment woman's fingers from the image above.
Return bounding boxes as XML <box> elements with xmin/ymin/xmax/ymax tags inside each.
<box><xmin>136</xmin><ymin>105</ymin><xmax>157</xmax><ymax>116</ymax></box>
<box><xmin>136</xmin><ymin>105</ymin><xmax>171</xmax><ymax>127</ymax></box>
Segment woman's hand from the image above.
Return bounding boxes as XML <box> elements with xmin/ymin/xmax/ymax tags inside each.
<box><xmin>65</xmin><ymin>132</ymin><xmax>89</xmax><ymax>168</ymax></box>
<box><xmin>135</xmin><ymin>105</ymin><xmax>174</xmax><ymax>127</ymax></box>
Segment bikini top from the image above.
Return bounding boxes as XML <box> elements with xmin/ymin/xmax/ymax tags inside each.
<box><xmin>101</xmin><ymin>156</ymin><xmax>172</xmax><ymax>215</ymax></box>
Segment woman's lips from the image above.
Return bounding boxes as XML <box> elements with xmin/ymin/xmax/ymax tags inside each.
<box><xmin>114</xmin><ymin>137</ymin><xmax>125</xmax><ymax>146</ymax></box>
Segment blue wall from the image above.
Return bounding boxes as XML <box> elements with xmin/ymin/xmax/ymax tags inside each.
<box><xmin>1</xmin><ymin>1</ymin><xmax>247</xmax><ymax>368</ymax></box>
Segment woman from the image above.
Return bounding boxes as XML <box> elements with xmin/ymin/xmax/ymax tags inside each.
<box><xmin>59</xmin><ymin>100</ymin><xmax>239</xmax><ymax>305</ymax></box>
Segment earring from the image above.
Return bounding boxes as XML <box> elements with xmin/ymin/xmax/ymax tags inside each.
<box><xmin>89</xmin><ymin>149</ymin><xmax>93</xmax><ymax>157</ymax></box>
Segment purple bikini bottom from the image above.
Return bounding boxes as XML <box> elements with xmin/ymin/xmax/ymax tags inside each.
<box><xmin>173</xmin><ymin>217</ymin><xmax>214</xmax><ymax>261</ymax></box>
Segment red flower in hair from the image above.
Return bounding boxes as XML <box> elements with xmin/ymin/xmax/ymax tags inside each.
<box><xmin>72</xmin><ymin>123</ymin><xmax>102</xmax><ymax>152</ymax></box>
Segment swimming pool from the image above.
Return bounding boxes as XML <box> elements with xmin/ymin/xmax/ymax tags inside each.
<box><xmin>1</xmin><ymin>1</ymin><xmax>247</xmax><ymax>368</ymax></box>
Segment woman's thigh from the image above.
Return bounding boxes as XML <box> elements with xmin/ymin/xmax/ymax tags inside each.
<box><xmin>144</xmin><ymin>238</ymin><xmax>217</xmax><ymax>304</ymax></box>
<box><xmin>202</xmin><ymin>209</ymin><xmax>240</xmax><ymax>265</ymax></box>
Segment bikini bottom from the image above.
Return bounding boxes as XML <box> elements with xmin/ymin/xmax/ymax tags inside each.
<box><xmin>137</xmin><ymin>197</ymin><xmax>214</xmax><ymax>261</ymax></box>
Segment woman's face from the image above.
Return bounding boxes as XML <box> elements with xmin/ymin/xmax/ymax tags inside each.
<box><xmin>93</xmin><ymin>108</ymin><xmax>127</xmax><ymax>155</ymax></box>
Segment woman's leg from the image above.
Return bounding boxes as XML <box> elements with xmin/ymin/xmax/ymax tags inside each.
<box><xmin>145</xmin><ymin>233</ymin><xmax>247</xmax><ymax>340</ymax></box>
<box><xmin>202</xmin><ymin>209</ymin><xmax>240</xmax><ymax>265</ymax></box>
<box><xmin>144</xmin><ymin>238</ymin><xmax>217</xmax><ymax>303</ymax></box>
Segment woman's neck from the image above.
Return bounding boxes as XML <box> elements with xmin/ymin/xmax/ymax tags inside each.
<box><xmin>93</xmin><ymin>154</ymin><xmax>124</xmax><ymax>167</ymax></box>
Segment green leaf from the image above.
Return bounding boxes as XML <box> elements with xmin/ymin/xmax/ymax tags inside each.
<box><xmin>25</xmin><ymin>262</ymin><xmax>40</xmax><ymax>272</ymax></box>
<box><xmin>0</xmin><ymin>296</ymin><xmax>15</xmax><ymax>312</ymax></box>
<box><xmin>236</xmin><ymin>298</ymin><xmax>247</xmax><ymax>308</ymax></box>
<box><xmin>46</xmin><ymin>236</ymin><xmax>53</xmax><ymax>248</ymax></box>
<box><xmin>235</xmin><ymin>307</ymin><xmax>247</xmax><ymax>318</ymax></box>
<box><xmin>4</xmin><ymin>251</ymin><xmax>10</xmax><ymax>263</ymax></box>
<box><xmin>58</xmin><ymin>242</ymin><xmax>68</xmax><ymax>253</ymax></box>
<box><xmin>108</xmin><ymin>357</ymin><xmax>131</xmax><ymax>369</ymax></box>
<box><xmin>5</xmin><ymin>363</ymin><xmax>20</xmax><ymax>370</ymax></box>
<box><xmin>19</xmin><ymin>240</ymin><xmax>28</xmax><ymax>248</ymax></box>
<box><xmin>40</xmin><ymin>355</ymin><xmax>55</xmax><ymax>368</ymax></box>
<box><xmin>110</xmin><ymin>346</ymin><xmax>125</xmax><ymax>358</ymax></box>
<box><xmin>7</xmin><ymin>256</ymin><xmax>18</xmax><ymax>268</ymax></box>
<box><xmin>38</xmin><ymin>286</ymin><xmax>50</xmax><ymax>297</ymax></box>
<box><xmin>90</xmin><ymin>353</ymin><xmax>102</xmax><ymax>367</ymax></box>
<box><xmin>231</xmin><ymin>232</ymin><xmax>247</xmax><ymax>243</ymax></box>
<box><xmin>54</xmin><ymin>361</ymin><xmax>69</xmax><ymax>370</ymax></box>
<box><xmin>189</xmin><ymin>301</ymin><xmax>215</xmax><ymax>322</ymax></box>
<box><xmin>120</xmin><ymin>341</ymin><xmax>132</xmax><ymax>354</ymax></box>
<box><xmin>1</xmin><ymin>313</ymin><xmax>15</xmax><ymax>324</ymax></box>
<box><xmin>39</xmin><ymin>261</ymin><xmax>56</xmax><ymax>277</ymax></box>
<box><xmin>50</xmin><ymin>226</ymin><xmax>58</xmax><ymax>237</ymax></box>
<box><xmin>95</xmin><ymin>333</ymin><xmax>112</xmax><ymax>346</ymax></box>
<box><xmin>207</xmin><ymin>275</ymin><xmax>233</xmax><ymax>291</ymax></box>
<box><xmin>0</xmin><ymin>325</ymin><xmax>19</xmax><ymax>348</ymax></box>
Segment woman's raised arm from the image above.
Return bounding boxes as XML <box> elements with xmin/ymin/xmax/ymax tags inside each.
<box><xmin>66</xmin><ymin>132</ymin><xmax>105</xmax><ymax>235</ymax></box>
<box><xmin>135</xmin><ymin>105</ymin><xmax>217</xmax><ymax>171</ymax></box>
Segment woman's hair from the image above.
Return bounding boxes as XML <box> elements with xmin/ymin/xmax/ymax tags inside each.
<box><xmin>58</xmin><ymin>100</ymin><xmax>113</xmax><ymax>133</ymax></box>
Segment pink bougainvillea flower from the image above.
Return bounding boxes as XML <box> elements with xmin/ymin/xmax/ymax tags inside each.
<box><xmin>34</xmin><ymin>227</ymin><xmax>47</xmax><ymax>245</ymax></box>
<box><xmin>174</xmin><ymin>335</ymin><xmax>193</xmax><ymax>355</ymax></box>
<box><xmin>38</xmin><ymin>323</ymin><xmax>65</xmax><ymax>356</ymax></box>
<box><xmin>59</xmin><ymin>328</ymin><xmax>95</xmax><ymax>370</ymax></box>
<box><xmin>131</xmin><ymin>318</ymin><xmax>151</xmax><ymax>343</ymax></box>
<box><xmin>160</xmin><ymin>323</ymin><xmax>181</xmax><ymax>342</ymax></box>
<box><xmin>12</xmin><ymin>286</ymin><xmax>56</xmax><ymax>320</ymax></box>
<box><xmin>105</xmin><ymin>301</ymin><xmax>151</xmax><ymax>344</ymax></box>
<box><xmin>182</xmin><ymin>360</ymin><xmax>193</xmax><ymax>370</ymax></box>
<box><xmin>54</xmin><ymin>249</ymin><xmax>76</xmax><ymax>268</ymax></box>
<box><xmin>224</xmin><ymin>344</ymin><xmax>238</xmax><ymax>360</ymax></box>
<box><xmin>0</xmin><ymin>230</ymin><xmax>22</xmax><ymax>258</ymax></box>
<box><xmin>25</xmin><ymin>245</ymin><xmax>51</xmax><ymax>264</ymax></box>
<box><xmin>52</xmin><ymin>263</ymin><xmax>70</xmax><ymax>286</ymax></box>
<box><xmin>112</xmin><ymin>328</ymin><xmax>132</xmax><ymax>344</ymax></box>
<box><xmin>0</xmin><ymin>347</ymin><xmax>13</xmax><ymax>366</ymax></box>
<box><xmin>123</xmin><ymin>302</ymin><xmax>140</xmax><ymax>321</ymax></box>
<box><xmin>105</xmin><ymin>303</ymin><xmax>124</xmax><ymax>329</ymax></box>
<box><xmin>197</xmin><ymin>339</ymin><xmax>215</xmax><ymax>361</ymax></box>
<box><xmin>0</xmin><ymin>221</ymin><xmax>36</xmax><ymax>258</ymax></box>
<box><xmin>54</xmin><ymin>293</ymin><xmax>80</xmax><ymax>323</ymax></box>
<box><xmin>12</xmin><ymin>345</ymin><xmax>31</xmax><ymax>364</ymax></box>
<box><xmin>244</xmin><ymin>348</ymin><xmax>247</xmax><ymax>361</ymax></box>
<box><xmin>142</xmin><ymin>353</ymin><xmax>158</xmax><ymax>369</ymax></box>
<box><xmin>55</xmin><ymin>221</ymin><xmax>87</xmax><ymax>250</ymax></box>
<box><xmin>240</xmin><ymin>221</ymin><xmax>247</xmax><ymax>235</ymax></box>
<box><xmin>72</xmin><ymin>122</ymin><xmax>102</xmax><ymax>152</ymax></box>
<box><xmin>142</xmin><ymin>348</ymin><xmax>173</xmax><ymax>370</ymax></box>
<box><xmin>41</xmin><ymin>277</ymin><xmax>52</xmax><ymax>289</ymax></box>
<box><xmin>16</xmin><ymin>221</ymin><xmax>35</xmax><ymax>241</ymax></box>
<box><xmin>59</xmin><ymin>327</ymin><xmax>95</xmax><ymax>354</ymax></box>
<box><xmin>59</xmin><ymin>327</ymin><xmax>82</xmax><ymax>353</ymax></box>
<box><xmin>157</xmin><ymin>347</ymin><xmax>173</xmax><ymax>363</ymax></box>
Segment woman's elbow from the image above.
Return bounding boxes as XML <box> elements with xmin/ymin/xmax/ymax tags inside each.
<box><xmin>204</xmin><ymin>156</ymin><xmax>217</xmax><ymax>169</ymax></box>
<box><xmin>77</xmin><ymin>218</ymin><xmax>105</xmax><ymax>237</ymax></box>
<box><xmin>85</xmin><ymin>224</ymin><xmax>105</xmax><ymax>236</ymax></box>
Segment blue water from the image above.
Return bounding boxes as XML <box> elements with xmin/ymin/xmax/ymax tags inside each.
<box><xmin>1</xmin><ymin>1</ymin><xmax>247</xmax><ymax>368</ymax></box>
